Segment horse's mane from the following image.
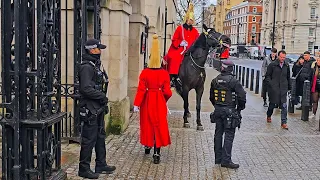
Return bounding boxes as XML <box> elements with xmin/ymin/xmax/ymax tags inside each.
<box><xmin>186</xmin><ymin>33</ymin><xmax>207</xmax><ymax>54</ymax></box>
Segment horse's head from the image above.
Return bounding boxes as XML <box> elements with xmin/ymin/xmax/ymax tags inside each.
<box><xmin>202</xmin><ymin>24</ymin><xmax>231</xmax><ymax>57</ymax></box>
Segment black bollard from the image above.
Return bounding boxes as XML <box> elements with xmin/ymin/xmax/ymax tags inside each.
<box><xmin>288</xmin><ymin>77</ymin><xmax>296</xmax><ymax>113</ymax></box>
<box><xmin>255</xmin><ymin>70</ymin><xmax>260</xmax><ymax>94</ymax></box>
<box><xmin>239</xmin><ymin>66</ymin><xmax>242</xmax><ymax>81</ymax></box>
<box><xmin>250</xmin><ymin>69</ymin><xmax>254</xmax><ymax>91</ymax></box>
<box><xmin>245</xmin><ymin>68</ymin><xmax>249</xmax><ymax>88</ymax></box>
<box><xmin>242</xmin><ymin>66</ymin><xmax>245</xmax><ymax>86</ymax></box>
<box><xmin>301</xmin><ymin>80</ymin><xmax>311</xmax><ymax>121</ymax></box>
<box><xmin>235</xmin><ymin>65</ymin><xmax>239</xmax><ymax>79</ymax></box>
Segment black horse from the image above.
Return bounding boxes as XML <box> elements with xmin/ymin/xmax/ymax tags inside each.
<box><xmin>174</xmin><ymin>24</ymin><xmax>231</xmax><ymax>131</ymax></box>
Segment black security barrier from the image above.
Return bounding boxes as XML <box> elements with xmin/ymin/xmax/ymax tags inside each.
<box><xmin>245</xmin><ymin>68</ymin><xmax>249</xmax><ymax>88</ymax></box>
<box><xmin>250</xmin><ymin>69</ymin><xmax>254</xmax><ymax>91</ymax></box>
<box><xmin>239</xmin><ymin>66</ymin><xmax>242</xmax><ymax>81</ymax></box>
<box><xmin>301</xmin><ymin>80</ymin><xmax>311</xmax><ymax>121</ymax></box>
<box><xmin>288</xmin><ymin>77</ymin><xmax>296</xmax><ymax>113</ymax></box>
<box><xmin>235</xmin><ymin>65</ymin><xmax>239</xmax><ymax>79</ymax></box>
<box><xmin>241</xmin><ymin>67</ymin><xmax>245</xmax><ymax>86</ymax></box>
<box><xmin>255</xmin><ymin>70</ymin><xmax>260</xmax><ymax>94</ymax></box>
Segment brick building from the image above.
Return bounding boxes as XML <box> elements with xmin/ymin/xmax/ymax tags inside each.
<box><xmin>228</xmin><ymin>0</ymin><xmax>262</xmax><ymax>45</ymax></box>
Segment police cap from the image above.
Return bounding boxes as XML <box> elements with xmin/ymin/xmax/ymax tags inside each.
<box><xmin>84</xmin><ymin>39</ymin><xmax>106</xmax><ymax>50</ymax></box>
<box><xmin>221</xmin><ymin>60</ymin><xmax>234</xmax><ymax>68</ymax></box>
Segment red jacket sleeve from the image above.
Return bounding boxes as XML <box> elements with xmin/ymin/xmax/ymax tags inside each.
<box><xmin>162</xmin><ymin>70</ymin><xmax>172</xmax><ymax>101</ymax></box>
<box><xmin>134</xmin><ymin>70</ymin><xmax>147</xmax><ymax>107</ymax></box>
<box><xmin>171</xmin><ymin>26</ymin><xmax>182</xmax><ymax>49</ymax></box>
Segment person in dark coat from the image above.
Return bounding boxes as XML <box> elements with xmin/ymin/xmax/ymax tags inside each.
<box><xmin>265</xmin><ymin>50</ymin><xmax>291</xmax><ymax>129</ymax></box>
<box><xmin>78</xmin><ymin>39</ymin><xmax>116</xmax><ymax>179</ymax></box>
<box><xmin>292</xmin><ymin>56</ymin><xmax>305</xmax><ymax>105</ymax></box>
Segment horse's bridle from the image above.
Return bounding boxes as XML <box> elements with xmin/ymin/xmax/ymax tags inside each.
<box><xmin>189</xmin><ymin>31</ymin><xmax>226</xmax><ymax>69</ymax></box>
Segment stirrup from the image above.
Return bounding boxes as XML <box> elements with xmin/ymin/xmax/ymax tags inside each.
<box><xmin>176</xmin><ymin>78</ymin><xmax>182</xmax><ymax>86</ymax></box>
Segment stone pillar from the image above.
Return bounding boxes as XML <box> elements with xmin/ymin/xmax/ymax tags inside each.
<box><xmin>128</xmin><ymin>14</ymin><xmax>146</xmax><ymax>107</ymax></box>
<box><xmin>101</xmin><ymin>0</ymin><xmax>132</xmax><ymax>134</ymax></box>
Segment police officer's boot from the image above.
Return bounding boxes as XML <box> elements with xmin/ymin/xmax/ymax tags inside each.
<box><xmin>221</xmin><ymin>162</ymin><xmax>239</xmax><ymax>169</ymax></box>
<box><xmin>95</xmin><ymin>165</ymin><xmax>116</xmax><ymax>174</ymax></box>
<box><xmin>78</xmin><ymin>169</ymin><xmax>99</xmax><ymax>179</ymax></box>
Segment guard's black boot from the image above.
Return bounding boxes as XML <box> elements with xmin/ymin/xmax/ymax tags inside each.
<box><xmin>95</xmin><ymin>165</ymin><xmax>116</xmax><ymax>174</ymax></box>
<box><xmin>78</xmin><ymin>169</ymin><xmax>99</xmax><ymax>179</ymax></box>
<box><xmin>221</xmin><ymin>162</ymin><xmax>239</xmax><ymax>169</ymax></box>
<box><xmin>145</xmin><ymin>146</ymin><xmax>151</xmax><ymax>154</ymax></box>
<box><xmin>153</xmin><ymin>154</ymin><xmax>160</xmax><ymax>164</ymax></box>
<box><xmin>263</xmin><ymin>101</ymin><xmax>268</xmax><ymax>107</ymax></box>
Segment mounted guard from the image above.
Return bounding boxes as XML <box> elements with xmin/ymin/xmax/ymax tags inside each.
<box><xmin>163</xmin><ymin>3</ymin><xmax>199</xmax><ymax>87</ymax></box>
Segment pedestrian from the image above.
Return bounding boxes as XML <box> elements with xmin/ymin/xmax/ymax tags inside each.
<box><xmin>133</xmin><ymin>34</ymin><xmax>172</xmax><ymax>164</ymax></box>
<box><xmin>310</xmin><ymin>57</ymin><xmax>320</xmax><ymax>118</ymax></box>
<box><xmin>292</xmin><ymin>56</ymin><xmax>305</xmax><ymax>106</ymax></box>
<box><xmin>163</xmin><ymin>2</ymin><xmax>199</xmax><ymax>87</ymax></box>
<box><xmin>265</xmin><ymin>50</ymin><xmax>291</xmax><ymax>129</ymax></box>
<box><xmin>209</xmin><ymin>60</ymin><xmax>246</xmax><ymax>169</ymax></box>
<box><xmin>78</xmin><ymin>39</ymin><xmax>116</xmax><ymax>179</ymax></box>
<box><xmin>261</xmin><ymin>48</ymin><xmax>277</xmax><ymax>107</ymax></box>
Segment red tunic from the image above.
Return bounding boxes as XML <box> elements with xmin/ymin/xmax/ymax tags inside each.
<box><xmin>164</xmin><ymin>25</ymin><xmax>199</xmax><ymax>75</ymax></box>
<box><xmin>133</xmin><ymin>68</ymin><xmax>172</xmax><ymax>148</ymax></box>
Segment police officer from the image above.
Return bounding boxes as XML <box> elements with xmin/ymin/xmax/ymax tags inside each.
<box><xmin>78</xmin><ymin>39</ymin><xmax>116</xmax><ymax>179</ymax></box>
<box><xmin>209</xmin><ymin>60</ymin><xmax>246</xmax><ymax>169</ymax></box>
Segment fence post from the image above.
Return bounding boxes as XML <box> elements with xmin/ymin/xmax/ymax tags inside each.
<box><xmin>288</xmin><ymin>77</ymin><xmax>296</xmax><ymax>113</ymax></box>
<box><xmin>235</xmin><ymin>65</ymin><xmax>238</xmax><ymax>79</ymax></box>
<box><xmin>239</xmin><ymin>66</ymin><xmax>242</xmax><ymax>81</ymax></box>
<box><xmin>301</xmin><ymin>80</ymin><xmax>311</xmax><ymax>121</ymax></box>
<box><xmin>242</xmin><ymin>66</ymin><xmax>245</xmax><ymax>86</ymax></box>
<box><xmin>245</xmin><ymin>68</ymin><xmax>249</xmax><ymax>88</ymax></box>
<box><xmin>255</xmin><ymin>70</ymin><xmax>260</xmax><ymax>94</ymax></box>
<box><xmin>250</xmin><ymin>69</ymin><xmax>254</xmax><ymax>91</ymax></box>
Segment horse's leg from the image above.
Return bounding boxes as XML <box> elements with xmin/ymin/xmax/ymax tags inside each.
<box><xmin>183</xmin><ymin>88</ymin><xmax>190</xmax><ymax>128</ymax></box>
<box><xmin>195</xmin><ymin>85</ymin><xmax>204</xmax><ymax>131</ymax></box>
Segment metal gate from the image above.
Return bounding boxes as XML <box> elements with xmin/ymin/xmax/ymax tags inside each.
<box><xmin>0</xmin><ymin>0</ymin><xmax>101</xmax><ymax>179</ymax></box>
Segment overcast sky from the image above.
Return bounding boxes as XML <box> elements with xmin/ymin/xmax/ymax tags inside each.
<box><xmin>209</xmin><ymin>0</ymin><xmax>217</xmax><ymax>5</ymax></box>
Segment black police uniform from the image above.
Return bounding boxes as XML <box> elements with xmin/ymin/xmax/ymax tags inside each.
<box><xmin>209</xmin><ymin>61</ymin><xmax>246</xmax><ymax>169</ymax></box>
<box><xmin>78</xmin><ymin>52</ymin><xmax>115</xmax><ymax>178</ymax></box>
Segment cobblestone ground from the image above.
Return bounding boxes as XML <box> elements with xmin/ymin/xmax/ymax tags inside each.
<box><xmin>3</xmin><ymin>69</ymin><xmax>320</xmax><ymax>179</ymax></box>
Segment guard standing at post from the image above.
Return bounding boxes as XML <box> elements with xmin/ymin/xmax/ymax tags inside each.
<box><xmin>78</xmin><ymin>39</ymin><xmax>116</xmax><ymax>179</ymax></box>
<box><xmin>209</xmin><ymin>60</ymin><xmax>246</xmax><ymax>169</ymax></box>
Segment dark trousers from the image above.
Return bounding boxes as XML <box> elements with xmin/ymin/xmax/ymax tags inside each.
<box><xmin>79</xmin><ymin>112</ymin><xmax>107</xmax><ymax>172</ymax></box>
<box><xmin>214</xmin><ymin>108</ymin><xmax>236</xmax><ymax>164</ymax></box>
<box><xmin>267</xmin><ymin>103</ymin><xmax>287</xmax><ymax>124</ymax></box>
<box><xmin>262</xmin><ymin>78</ymin><xmax>268</xmax><ymax>101</ymax></box>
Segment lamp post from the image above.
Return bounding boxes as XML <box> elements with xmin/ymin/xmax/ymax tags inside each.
<box><xmin>236</xmin><ymin>21</ymin><xmax>242</xmax><ymax>57</ymax></box>
<box><xmin>163</xmin><ymin>6</ymin><xmax>175</xmax><ymax>58</ymax></box>
<box><xmin>271</xmin><ymin>0</ymin><xmax>277</xmax><ymax>47</ymax></box>
<box><xmin>314</xmin><ymin>14</ymin><xmax>319</xmax><ymax>55</ymax></box>
<box><xmin>202</xmin><ymin>1</ymin><xmax>206</xmax><ymax>32</ymax></box>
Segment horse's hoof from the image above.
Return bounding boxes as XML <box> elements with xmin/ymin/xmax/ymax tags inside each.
<box><xmin>197</xmin><ymin>125</ymin><xmax>204</xmax><ymax>131</ymax></box>
<box><xmin>183</xmin><ymin>123</ymin><xmax>190</xmax><ymax>128</ymax></box>
<box><xmin>187</xmin><ymin>112</ymin><xmax>191</xmax><ymax>118</ymax></box>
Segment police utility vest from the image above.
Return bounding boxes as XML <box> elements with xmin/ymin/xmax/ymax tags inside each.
<box><xmin>213</xmin><ymin>75</ymin><xmax>236</xmax><ymax>107</ymax></box>
<box><xmin>81</xmin><ymin>61</ymin><xmax>105</xmax><ymax>91</ymax></box>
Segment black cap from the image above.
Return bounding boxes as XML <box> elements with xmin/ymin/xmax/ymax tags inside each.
<box><xmin>84</xmin><ymin>39</ymin><xmax>106</xmax><ymax>50</ymax></box>
<box><xmin>221</xmin><ymin>60</ymin><xmax>234</xmax><ymax>67</ymax></box>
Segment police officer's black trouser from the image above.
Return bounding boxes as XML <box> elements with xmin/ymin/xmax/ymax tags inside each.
<box><xmin>79</xmin><ymin>112</ymin><xmax>107</xmax><ymax>172</ymax></box>
<box><xmin>213</xmin><ymin>107</ymin><xmax>236</xmax><ymax>164</ymax></box>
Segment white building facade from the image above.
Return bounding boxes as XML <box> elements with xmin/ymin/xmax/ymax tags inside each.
<box><xmin>261</xmin><ymin>0</ymin><xmax>320</xmax><ymax>54</ymax></box>
<box><xmin>230</xmin><ymin>2</ymin><xmax>249</xmax><ymax>45</ymax></box>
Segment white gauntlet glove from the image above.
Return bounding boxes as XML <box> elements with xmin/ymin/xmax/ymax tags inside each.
<box><xmin>133</xmin><ymin>106</ymin><xmax>140</xmax><ymax>112</ymax></box>
<box><xmin>180</xmin><ymin>40</ymin><xmax>188</xmax><ymax>47</ymax></box>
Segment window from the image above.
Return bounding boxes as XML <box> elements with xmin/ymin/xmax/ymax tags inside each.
<box><xmin>311</xmin><ymin>7</ymin><xmax>316</xmax><ymax>19</ymax></box>
<box><xmin>308</xmin><ymin>41</ymin><xmax>314</xmax><ymax>52</ymax></box>
<box><xmin>309</xmin><ymin>28</ymin><xmax>315</xmax><ymax>36</ymax></box>
<box><xmin>253</xmin><ymin>7</ymin><xmax>257</xmax><ymax>13</ymax></box>
<box><xmin>252</xmin><ymin>16</ymin><xmax>256</xmax><ymax>22</ymax></box>
<box><xmin>227</xmin><ymin>0</ymin><xmax>230</xmax><ymax>5</ymax></box>
<box><xmin>252</xmin><ymin>26</ymin><xmax>256</xmax><ymax>33</ymax></box>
